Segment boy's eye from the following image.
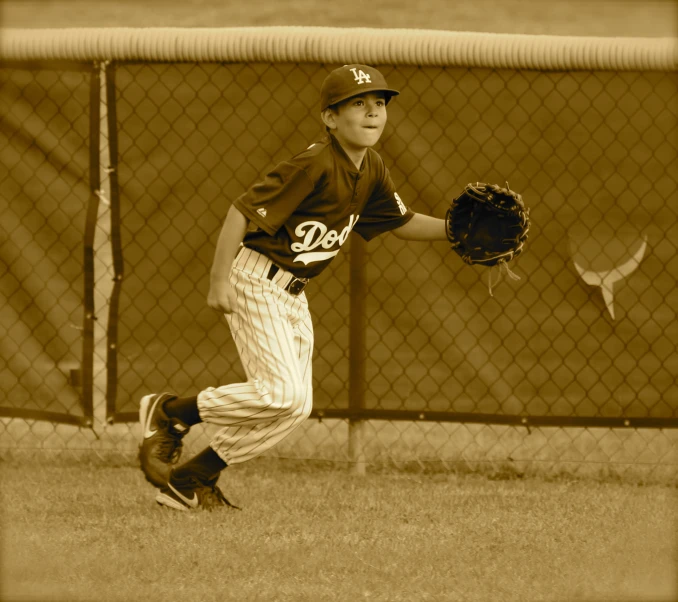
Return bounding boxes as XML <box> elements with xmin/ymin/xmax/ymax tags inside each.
<box><xmin>354</xmin><ymin>99</ymin><xmax>384</xmax><ymax>107</ymax></box>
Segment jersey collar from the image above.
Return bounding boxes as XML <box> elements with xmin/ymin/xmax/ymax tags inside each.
<box><xmin>328</xmin><ymin>132</ymin><xmax>366</xmax><ymax>177</ymax></box>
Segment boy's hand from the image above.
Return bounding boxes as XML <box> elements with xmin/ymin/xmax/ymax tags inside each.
<box><xmin>445</xmin><ymin>182</ymin><xmax>529</xmax><ymax>267</ymax></box>
<box><xmin>207</xmin><ymin>281</ymin><xmax>237</xmax><ymax>314</ymax></box>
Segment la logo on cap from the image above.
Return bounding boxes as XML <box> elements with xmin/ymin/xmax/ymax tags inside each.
<box><xmin>349</xmin><ymin>67</ymin><xmax>371</xmax><ymax>84</ymax></box>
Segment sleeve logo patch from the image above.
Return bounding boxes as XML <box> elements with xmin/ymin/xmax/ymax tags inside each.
<box><xmin>394</xmin><ymin>192</ymin><xmax>407</xmax><ymax>215</ymax></box>
<box><xmin>257</xmin><ymin>208</ymin><xmax>267</xmax><ymax>218</ymax></box>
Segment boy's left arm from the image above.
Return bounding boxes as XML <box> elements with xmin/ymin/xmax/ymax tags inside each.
<box><xmin>391</xmin><ymin>212</ymin><xmax>447</xmax><ymax>241</ymax></box>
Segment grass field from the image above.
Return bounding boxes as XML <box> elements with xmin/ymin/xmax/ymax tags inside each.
<box><xmin>1</xmin><ymin>459</ymin><xmax>676</xmax><ymax>602</ymax></box>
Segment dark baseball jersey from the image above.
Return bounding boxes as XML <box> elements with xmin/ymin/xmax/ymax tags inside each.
<box><xmin>233</xmin><ymin>133</ymin><xmax>415</xmax><ymax>279</ymax></box>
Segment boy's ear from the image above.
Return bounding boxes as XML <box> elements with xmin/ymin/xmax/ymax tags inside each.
<box><xmin>321</xmin><ymin>107</ymin><xmax>338</xmax><ymax>130</ymax></box>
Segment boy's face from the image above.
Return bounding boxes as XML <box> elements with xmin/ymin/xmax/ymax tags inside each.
<box><xmin>323</xmin><ymin>92</ymin><xmax>388</xmax><ymax>151</ymax></box>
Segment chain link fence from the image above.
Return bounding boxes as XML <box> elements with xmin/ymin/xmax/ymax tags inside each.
<box><xmin>1</xmin><ymin>60</ymin><xmax>677</xmax><ymax>482</ymax></box>
<box><xmin>0</xmin><ymin>63</ymin><xmax>96</xmax><ymax>425</ymax></box>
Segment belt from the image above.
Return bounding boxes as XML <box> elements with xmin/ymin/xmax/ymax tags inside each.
<box><xmin>266</xmin><ymin>264</ymin><xmax>309</xmax><ymax>296</ymax></box>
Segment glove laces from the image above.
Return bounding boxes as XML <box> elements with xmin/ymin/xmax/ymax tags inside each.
<box><xmin>488</xmin><ymin>260</ymin><xmax>521</xmax><ymax>297</ymax></box>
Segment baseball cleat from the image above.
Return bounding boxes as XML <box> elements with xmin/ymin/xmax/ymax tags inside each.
<box><xmin>138</xmin><ymin>392</ymin><xmax>190</xmax><ymax>488</ymax></box>
<box><xmin>156</xmin><ymin>471</ymin><xmax>241</xmax><ymax>511</ymax></box>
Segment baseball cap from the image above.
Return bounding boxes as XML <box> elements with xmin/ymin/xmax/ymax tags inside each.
<box><xmin>320</xmin><ymin>64</ymin><xmax>400</xmax><ymax>111</ymax></box>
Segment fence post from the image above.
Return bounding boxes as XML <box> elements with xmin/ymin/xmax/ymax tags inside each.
<box><xmin>104</xmin><ymin>62</ymin><xmax>124</xmax><ymax>425</ymax></box>
<box><xmin>348</xmin><ymin>234</ymin><xmax>367</xmax><ymax>475</ymax></box>
<box><xmin>93</xmin><ymin>60</ymin><xmax>114</xmax><ymax>430</ymax></box>
<box><xmin>81</xmin><ymin>62</ymin><xmax>102</xmax><ymax>428</ymax></box>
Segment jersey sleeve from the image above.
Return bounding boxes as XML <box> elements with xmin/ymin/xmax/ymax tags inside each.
<box><xmin>233</xmin><ymin>161</ymin><xmax>314</xmax><ymax>236</ymax></box>
<box><xmin>353</xmin><ymin>162</ymin><xmax>415</xmax><ymax>241</ymax></box>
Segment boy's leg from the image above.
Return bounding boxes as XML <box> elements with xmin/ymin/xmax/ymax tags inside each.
<box><xmin>155</xmin><ymin>311</ymin><xmax>313</xmax><ymax>509</ymax></box>
<box><xmin>155</xmin><ymin>248</ymin><xmax>314</xmax><ymax>508</ymax></box>
<box><xmin>202</xmin><ymin>304</ymin><xmax>314</xmax><ymax>465</ymax></box>
<box><xmin>198</xmin><ymin>250</ymin><xmax>315</xmax><ymax>465</ymax></box>
<box><xmin>156</xmin><ymin>317</ymin><xmax>313</xmax><ymax>510</ymax></box>
<box><xmin>163</xmin><ymin>396</ymin><xmax>201</xmax><ymax>425</ymax></box>
<box><xmin>155</xmin><ymin>447</ymin><xmax>240</xmax><ymax>511</ymax></box>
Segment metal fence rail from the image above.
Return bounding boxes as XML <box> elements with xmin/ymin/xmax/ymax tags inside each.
<box><xmin>1</xmin><ymin>58</ymin><xmax>677</xmax><ymax>480</ymax></box>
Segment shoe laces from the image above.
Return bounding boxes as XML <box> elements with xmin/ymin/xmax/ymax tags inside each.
<box><xmin>200</xmin><ymin>477</ymin><xmax>240</xmax><ymax>510</ymax></box>
<box><xmin>211</xmin><ymin>485</ymin><xmax>240</xmax><ymax>509</ymax></box>
<box><xmin>154</xmin><ymin>436</ymin><xmax>184</xmax><ymax>463</ymax></box>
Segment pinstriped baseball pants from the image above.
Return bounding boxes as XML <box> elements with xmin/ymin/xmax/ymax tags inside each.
<box><xmin>197</xmin><ymin>247</ymin><xmax>314</xmax><ymax>465</ymax></box>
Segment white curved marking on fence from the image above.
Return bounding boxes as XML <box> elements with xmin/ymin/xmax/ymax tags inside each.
<box><xmin>573</xmin><ymin>236</ymin><xmax>648</xmax><ymax>320</ymax></box>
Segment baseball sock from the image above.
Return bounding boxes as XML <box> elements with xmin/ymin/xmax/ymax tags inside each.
<box><xmin>173</xmin><ymin>446</ymin><xmax>227</xmax><ymax>481</ymax></box>
<box><xmin>164</xmin><ymin>395</ymin><xmax>201</xmax><ymax>426</ymax></box>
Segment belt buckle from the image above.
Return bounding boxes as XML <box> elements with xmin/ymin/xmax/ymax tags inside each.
<box><xmin>287</xmin><ymin>277</ymin><xmax>308</xmax><ymax>296</ymax></box>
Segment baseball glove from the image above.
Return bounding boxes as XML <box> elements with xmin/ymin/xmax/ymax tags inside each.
<box><xmin>446</xmin><ymin>182</ymin><xmax>529</xmax><ymax>294</ymax></box>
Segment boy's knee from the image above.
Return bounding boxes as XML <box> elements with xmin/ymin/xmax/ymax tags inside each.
<box><xmin>294</xmin><ymin>396</ymin><xmax>312</xmax><ymax>421</ymax></box>
<box><xmin>275</xmin><ymin>380</ymin><xmax>310</xmax><ymax>420</ymax></box>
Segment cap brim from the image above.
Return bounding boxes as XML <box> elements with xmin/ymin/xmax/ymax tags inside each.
<box><xmin>324</xmin><ymin>87</ymin><xmax>400</xmax><ymax>110</ymax></box>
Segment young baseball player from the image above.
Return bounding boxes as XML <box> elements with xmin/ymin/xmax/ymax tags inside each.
<box><xmin>139</xmin><ymin>64</ymin><xmax>449</xmax><ymax>511</ymax></box>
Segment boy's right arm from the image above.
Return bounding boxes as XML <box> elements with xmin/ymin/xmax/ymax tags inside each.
<box><xmin>207</xmin><ymin>204</ymin><xmax>249</xmax><ymax>314</ymax></box>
